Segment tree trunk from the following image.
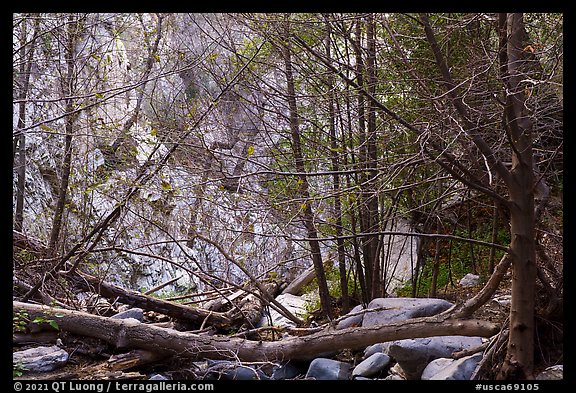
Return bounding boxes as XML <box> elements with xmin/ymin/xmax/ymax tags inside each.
<box><xmin>280</xmin><ymin>15</ymin><xmax>332</xmax><ymax>320</ymax></box>
<box><xmin>47</xmin><ymin>14</ymin><xmax>79</xmax><ymax>256</ymax></box>
<box><xmin>324</xmin><ymin>15</ymin><xmax>349</xmax><ymax>313</ymax></box>
<box><xmin>496</xmin><ymin>13</ymin><xmax>538</xmax><ymax>380</ymax></box>
<box><xmin>14</xmin><ymin>301</ymin><xmax>499</xmax><ymax>362</ymax></box>
<box><xmin>14</xmin><ymin>15</ymin><xmax>39</xmax><ymax>232</ymax></box>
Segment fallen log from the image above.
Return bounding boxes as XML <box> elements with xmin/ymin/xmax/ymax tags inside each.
<box><xmin>71</xmin><ymin>271</ymin><xmax>232</xmax><ymax>329</ymax></box>
<box><xmin>14</xmin><ymin>301</ymin><xmax>500</xmax><ymax>363</ymax></box>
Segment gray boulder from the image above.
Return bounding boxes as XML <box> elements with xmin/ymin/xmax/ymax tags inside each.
<box><xmin>536</xmin><ymin>365</ymin><xmax>563</xmax><ymax>380</ymax></box>
<box><xmin>387</xmin><ymin>336</ymin><xmax>483</xmax><ymax>380</ymax></box>
<box><xmin>421</xmin><ymin>353</ymin><xmax>482</xmax><ymax>380</ymax></box>
<box><xmin>459</xmin><ymin>273</ymin><xmax>480</xmax><ymax>287</ymax></box>
<box><xmin>271</xmin><ymin>362</ymin><xmax>302</xmax><ymax>380</ymax></box>
<box><xmin>305</xmin><ymin>358</ymin><xmax>353</xmax><ymax>380</ymax></box>
<box><xmin>13</xmin><ymin>345</ymin><xmax>69</xmax><ymax>373</ymax></box>
<box><xmin>352</xmin><ymin>352</ymin><xmax>391</xmax><ymax>378</ymax></box>
<box><xmin>205</xmin><ymin>360</ymin><xmax>269</xmax><ymax>380</ymax></box>
<box><xmin>362</xmin><ymin>297</ymin><xmax>453</xmax><ymax>327</ymax></box>
<box><xmin>111</xmin><ymin>307</ymin><xmax>144</xmax><ymax>321</ymax></box>
<box><xmin>336</xmin><ymin>304</ymin><xmax>364</xmax><ymax>330</ymax></box>
<box><xmin>363</xmin><ymin>342</ymin><xmax>391</xmax><ymax>359</ymax></box>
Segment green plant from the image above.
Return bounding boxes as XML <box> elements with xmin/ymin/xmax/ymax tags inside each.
<box><xmin>13</xmin><ymin>362</ymin><xmax>27</xmax><ymax>378</ymax></box>
<box><xmin>13</xmin><ymin>311</ymin><xmax>60</xmax><ymax>333</ymax></box>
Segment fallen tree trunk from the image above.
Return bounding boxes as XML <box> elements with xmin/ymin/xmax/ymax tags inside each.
<box><xmin>14</xmin><ymin>301</ymin><xmax>500</xmax><ymax>362</ymax></box>
<box><xmin>71</xmin><ymin>271</ymin><xmax>232</xmax><ymax>329</ymax></box>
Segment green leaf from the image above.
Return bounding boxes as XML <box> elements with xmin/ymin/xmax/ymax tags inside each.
<box><xmin>247</xmin><ymin>145</ymin><xmax>255</xmax><ymax>157</ymax></box>
<box><xmin>161</xmin><ymin>181</ymin><xmax>171</xmax><ymax>191</ymax></box>
<box><xmin>94</xmin><ymin>92</ymin><xmax>104</xmax><ymax>99</ymax></box>
<box><xmin>48</xmin><ymin>320</ymin><xmax>59</xmax><ymax>330</ymax></box>
<box><xmin>150</xmin><ymin>128</ymin><xmax>157</xmax><ymax>137</ymax></box>
<box><xmin>39</xmin><ymin>124</ymin><xmax>57</xmax><ymax>133</ymax></box>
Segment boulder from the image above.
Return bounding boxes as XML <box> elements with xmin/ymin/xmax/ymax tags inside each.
<box><xmin>363</xmin><ymin>342</ymin><xmax>391</xmax><ymax>359</ymax></box>
<box><xmin>362</xmin><ymin>297</ymin><xmax>453</xmax><ymax>327</ymax></box>
<box><xmin>386</xmin><ymin>336</ymin><xmax>483</xmax><ymax>380</ymax></box>
<box><xmin>352</xmin><ymin>352</ymin><xmax>391</xmax><ymax>378</ymax></box>
<box><xmin>271</xmin><ymin>362</ymin><xmax>302</xmax><ymax>380</ymax></box>
<box><xmin>305</xmin><ymin>358</ymin><xmax>353</xmax><ymax>380</ymax></box>
<box><xmin>535</xmin><ymin>365</ymin><xmax>563</xmax><ymax>380</ymax></box>
<box><xmin>459</xmin><ymin>273</ymin><xmax>480</xmax><ymax>287</ymax></box>
<box><xmin>421</xmin><ymin>353</ymin><xmax>482</xmax><ymax>380</ymax></box>
<box><xmin>205</xmin><ymin>360</ymin><xmax>269</xmax><ymax>380</ymax></box>
<box><xmin>13</xmin><ymin>345</ymin><xmax>69</xmax><ymax>373</ymax></box>
<box><xmin>111</xmin><ymin>308</ymin><xmax>144</xmax><ymax>321</ymax></box>
<box><xmin>336</xmin><ymin>304</ymin><xmax>364</xmax><ymax>330</ymax></box>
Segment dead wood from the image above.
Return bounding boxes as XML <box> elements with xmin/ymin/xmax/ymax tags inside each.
<box><xmin>72</xmin><ymin>271</ymin><xmax>232</xmax><ymax>329</ymax></box>
<box><xmin>14</xmin><ymin>301</ymin><xmax>500</xmax><ymax>363</ymax></box>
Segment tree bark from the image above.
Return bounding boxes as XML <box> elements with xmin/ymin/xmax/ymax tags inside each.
<box><xmin>72</xmin><ymin>271</ymin><xmax>233</xmax><ymax>329</ymax></box>
<box><xmin>280</xmin><ymin>15</ymin><xmax>332</xmax><ymax>319</ymax></box>
<box><xmin>496</xmin><ymin>13</ymin><xmax>538</xmax><ymax>380</ymax></box>
<box><xmin>14</xmin><ymin>301</ymin><xmax>500</xmax><ymax>362</ymax></box>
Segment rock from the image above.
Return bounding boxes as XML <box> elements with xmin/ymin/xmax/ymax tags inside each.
<box><xmin>420</xmin><ymin>357</ymin><xmax>453</xmax><ymax>380</ymax></box>
<box><xmin>336</xmin><ymin>304</ymin><xmax>364</xmax><ymax>330</ymax></box>
<box><xmin>387</xmin><ymin>336</ymin><xmax>483</xmax><ymax>380</ymax></box>
<box><xmin>148</xmin><ymin>373</ymin><xmax>169</xmax><ymax>380</ymax></box>
<box><xmin>421</xmin><ymin>353</ymin><xmax>482</xmax><ymax>380</ymax></box>
<box><xmin>205</xmin><ymin>360</ymin><xmax>269</xmax><ymax>380</ymax></box>
<box><xmin>305</xmin><ymin>358</ymin><xmax>353</xmax><ymax>380</ymax></box>
<box><xmin>362</xmin><ymin>297</ymin><xmax>453</xmax><ymax>327</ymax></box>
<box><xmin>13</xmin><ymin>345</ymin><xmax>69</xmax><ymax>373</ymax></box>
<box><xmin>491</xmin><ymin>294</ymin><xmax>512</xmax><ymax>307</ymax></box>
<box><xmin>258</xmin><ymin>293</ymin><xmax>310</xmax><ymax>328</ymax></box>
<box><xmin>111</xmin><ymin>308</ymin><xmax>144</xmax><ymax>321</ymax></box>
<box><xmin>535</xmin><ymin>365</ymin><xmax>563</xmax><ymax>380</ymax></box>
<box><xmin>271</xmin><ymin>362</ymin><xmax>302</xmax><ymax>380</ymax></box>
<box><xmin>352</xmin><ymin>352</ymin><xmax>391</xmax><ymax>378</ymax></box>
<box><xmin>363</xmin><ymin>342</ymin><xmax>391</xmax><ymax>359</ymax></box>
<box><xmin>459</xmin><ymin>273</ymin><xmax>480</xmax><ymax>287</ymax></box>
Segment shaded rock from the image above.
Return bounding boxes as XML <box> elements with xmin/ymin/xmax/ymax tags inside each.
<box><xmin>459</xmin><ymin>273</ymin><xmax>480</xmax><ymax>287</ymax></box>
<box><xmin>148</xmin><ymin>373</ymin><xmax>170</xmax><ymax>380</ymax></box>
<box><xmin>352</xmin><ymin>352</ymin><xmax>391</xmax><ymax>377</ymax></box>
<box><xmin>111</xmin><ymin>307</ymin><xmax>144</xmax><ymax>321</ymax></box>
<box><xmin>536</xmin><ymin>365</ymin><xmax>563</xmax><ymax>380</ymax></box>
<box><xmin>205</xmin><ymin>360</ymin><xmax>269</xmax><ymax>380</ymax></box>
<box><xmin>305</xmin><ymin>358</ymin><xmax>353</xmax><ymax>380</ymax></box>
<box><xmin>13</xmin><ymin>345</ymin><xmax>69</xmax><ymax>372</ymax></box>
<box><xmin>421</xmin><ymin>353</ymin><xmax>482</xmax><ymax>380</ymax></box>
<box><xmin>336</xmin><ymin>304</ymin><xmax>364</xmax><ymax>330</ymax></box>
<box><xmin>271</xmin><ymin>362</ymin><xmax>302</xmax><ymax>380</ymax></box>
<box><xmin>387</xmin><ymin>336</ymin><xmax>483</xmax><ymax>380</ymax></box>
<box><xmin>362</xmin><ymin>297</ymin><xmax>453</xmax><ymax>327</ymax></box>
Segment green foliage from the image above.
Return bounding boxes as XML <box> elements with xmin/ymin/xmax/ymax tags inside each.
<box><xmin>13</xmin><ymin>361</ymin><xmax>27</xmax><ymax>378</ymax></box>
<box><xmin>13</xmin><ymin>310</ymin><xmax>60</xmax><ymax>333</ymax></box>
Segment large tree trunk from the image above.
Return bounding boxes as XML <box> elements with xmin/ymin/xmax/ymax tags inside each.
<box><xmin>13</xmin><ymin>301</ymin><xmax>499</xmax><ymax>362</ymax></box>
<box><xmin>496</xmin><ymin>13</ymin><xmax>538</xmax><ymax>380</ymax></box>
